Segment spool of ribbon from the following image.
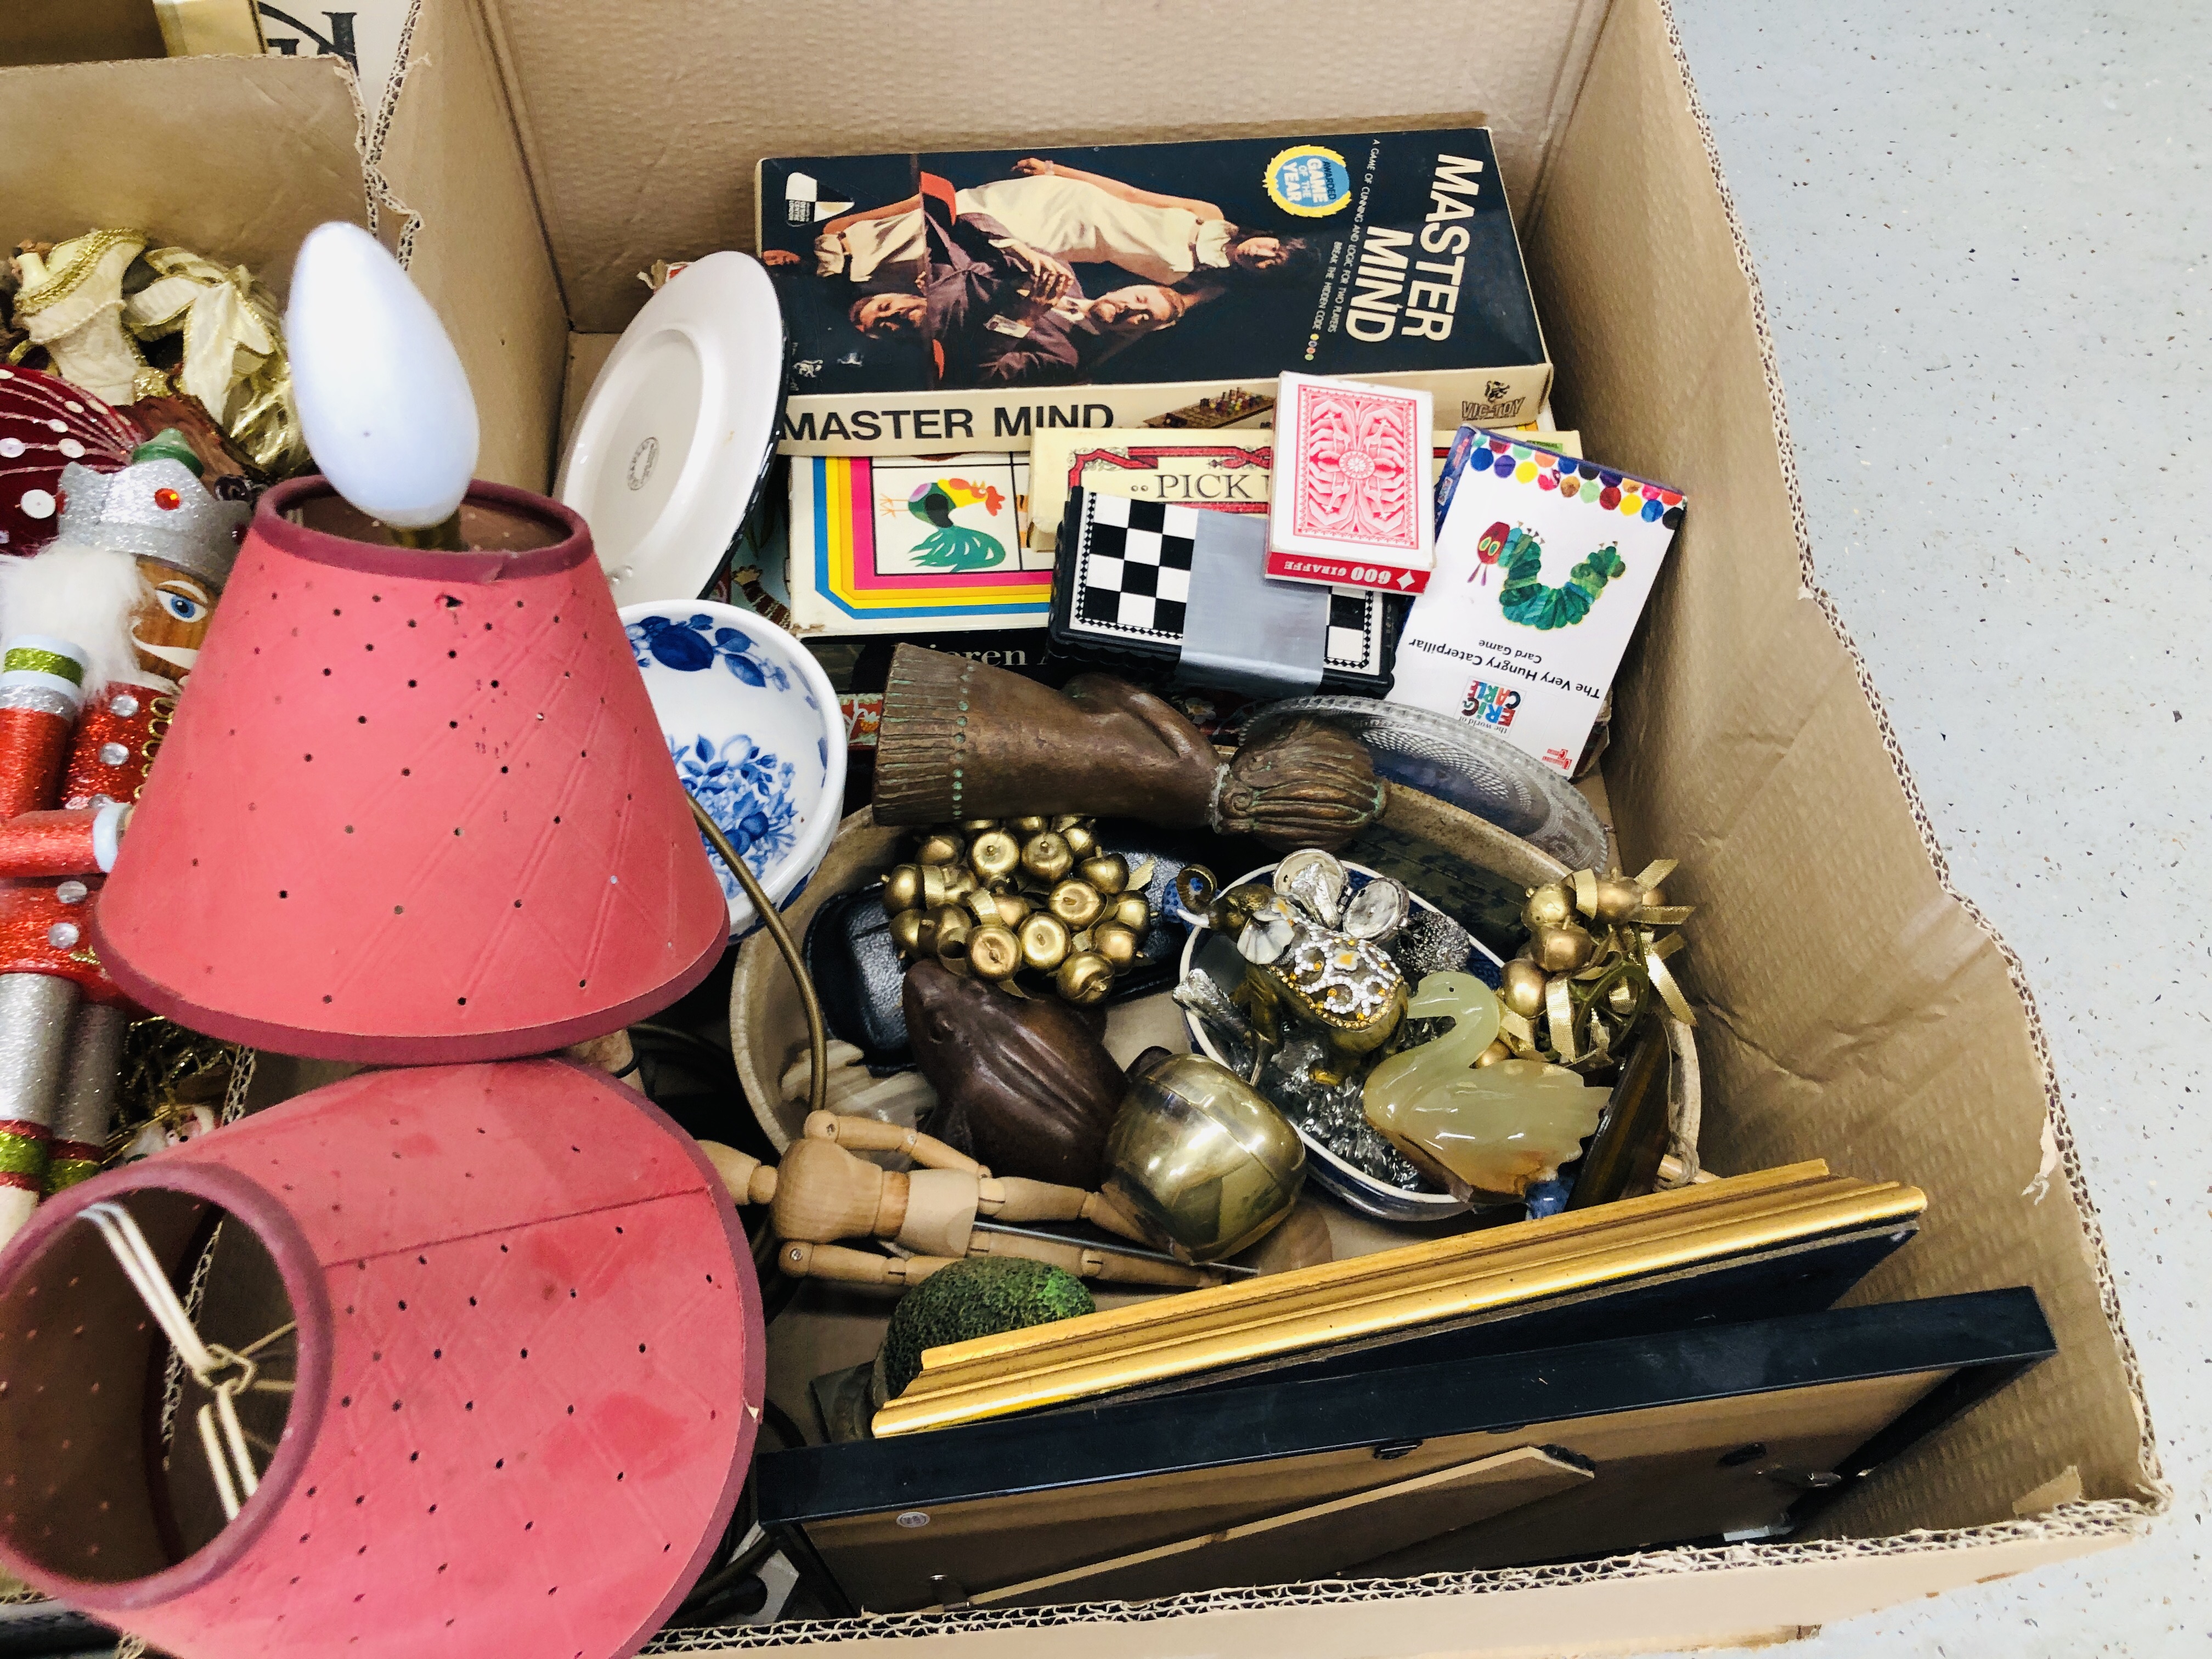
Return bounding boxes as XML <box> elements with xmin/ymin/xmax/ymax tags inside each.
<box><xmin>1498</xmin><ymin>857</ymin><xmax>1695</xmax><ymax>1072</ymax></box>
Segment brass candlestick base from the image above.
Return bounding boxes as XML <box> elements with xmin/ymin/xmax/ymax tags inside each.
<box><xmin>388</xmin><ymin>510</ymin><xmax>466</xmax><ymax>550</ymax></box>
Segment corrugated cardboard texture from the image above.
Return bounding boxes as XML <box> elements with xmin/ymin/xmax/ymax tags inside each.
<box><xmin>1523</xmin><ymin>0</ymin><xmax>2153</xmax><ymax>1535</ymax></box>
<box><xmin>379</xmin><ymin>0</ymin><xmax>568</xmax><ymax>488</ymax></box>
<box><xmin>646</xmin><ymin>1513</ymin><xmax>2132</xmax><ymax>1657</ymax></box>
<box><xmin>0</xmin><ymin>54</ymin><xmax>366</xmax><ymax>296</ymax></box>
<box><xmin>473</xmin><ymin>0</ymin><xmax>1610</xmax><ymax>333</ymax></box>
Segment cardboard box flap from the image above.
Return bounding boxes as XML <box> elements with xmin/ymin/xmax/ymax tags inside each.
<box><xmin>1524</xmin><ymin>0</ymin><xmax>2155</xmax><ymax>1531</ymax></box>
<box><xmin>377</xmin><ymin>0</ymin><xmax>567</xmax><ymax>488</ymax></box>
<box><xmin>474</xmin><ymin>0</ymin><xmax>1609</xmax><ymax>334</ymax></box>
<box><xmin>0</xmin><ymin>54</ymin><xmax>366</xmax><ymax>297</ymax></box>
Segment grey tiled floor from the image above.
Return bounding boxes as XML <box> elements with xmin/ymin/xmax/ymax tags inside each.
<box><xmin>1662</xmin><ymin>2</ymin><xmax>2208</xmax><ymax>1652</ymax></box>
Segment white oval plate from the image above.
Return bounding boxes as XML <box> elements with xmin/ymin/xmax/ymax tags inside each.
<box><xmin>560</xmin><ymin>252</ymin><xmax>785</xmax><ymax>606</ymax></box>
<box><xmin>620</xmin><ymin>600</ymin><xmax>845</xmax><ymax>938</ymax></box>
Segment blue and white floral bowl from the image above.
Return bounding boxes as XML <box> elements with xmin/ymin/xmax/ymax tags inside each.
<box><xmin>619</xmin><ymin>600</ymin><xmax>845</xmax><ymax>939</ymax></box>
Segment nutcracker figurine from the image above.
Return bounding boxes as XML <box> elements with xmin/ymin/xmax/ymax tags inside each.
<box><xmin>0</xmin><ymin>435</ymin><xmax>246</xmax><ymax>1240</ymax></box>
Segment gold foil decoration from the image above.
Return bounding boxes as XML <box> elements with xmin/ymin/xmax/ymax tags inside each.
<box><xmin>122</xmin><ymin>246</ymin><xmax>307</xmax><ymax>475</ymax></box>
<box><xmin>12</xmin><ymin>230</ymin><xmax>150</xmax><ymax>404</ymax></box>
<box><xmin>109</xmin><ymin>1015</ymin><xmax>239</xmax><ymax>1162</ymax></box>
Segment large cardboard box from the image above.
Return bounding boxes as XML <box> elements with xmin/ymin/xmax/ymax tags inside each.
<box><xmin>0</xmin><ymin>1</ymin><xmax>2161</xmax><ymax>1652</ymax></box>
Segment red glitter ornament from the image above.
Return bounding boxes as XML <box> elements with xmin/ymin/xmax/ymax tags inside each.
<box><xmin>0</xmin><ymin>369</ymin><xmax>137</xmax><ymax>555</ymax></box>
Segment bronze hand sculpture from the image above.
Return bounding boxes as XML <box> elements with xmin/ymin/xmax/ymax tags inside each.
<box><xmin>872</xmin><ymin>646</ymin><xmax>1384</xmax><ymax>853</ymax></box>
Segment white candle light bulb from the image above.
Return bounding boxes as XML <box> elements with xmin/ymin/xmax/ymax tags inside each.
<box><xmin>287</xmin><ymin>222</ymin><xmax>478</xmax><ymax>529</ymax></box>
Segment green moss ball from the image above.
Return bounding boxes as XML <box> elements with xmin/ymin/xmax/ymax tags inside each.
<box><xmin>876</xmin><ymin>1257</ymin><xmax>1095</xmax><ymax>1402</ymax></box>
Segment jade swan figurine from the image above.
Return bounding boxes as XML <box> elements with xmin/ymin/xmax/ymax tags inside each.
<box><xmin>1362</xmin><ymin>972</ymin><xmax>1606</xmax><ymax>1205</ymax></box>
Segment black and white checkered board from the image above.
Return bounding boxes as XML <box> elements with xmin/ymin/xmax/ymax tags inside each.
<box><xmin>1068</xmin><ymin>492</ymin><xmax>1385</xmax><ymax>675</ymax></box>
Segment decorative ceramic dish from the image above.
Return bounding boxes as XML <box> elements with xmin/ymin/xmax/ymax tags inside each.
<box><xmin>620</xmin><ymin>599</ymin><xmax>845</xmax><ymax>937</ymax></box>
<box><xmin>560</xmin><ymin>252</ymin><xmax>786</xmax><ymax>606</ymax></box>
<box><xmin>1176</xmin><ymin>858</ymin><xmax>1503</xmax><ymax>1223</ymax></box>
<box><xmin>1239</xmin><ymin>696</ymin><xmax>1608</xmax><ymax>871</ymax></box>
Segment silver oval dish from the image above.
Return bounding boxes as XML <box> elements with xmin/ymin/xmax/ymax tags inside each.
<box><xmin>1176</xmin><ymin>858</ymin><xmax>1500</xmax><ymax>1222</ymax></box>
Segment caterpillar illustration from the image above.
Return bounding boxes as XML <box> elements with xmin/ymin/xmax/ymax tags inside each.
<box><xmin>1486</xmin><ymin>523</ymin><xmax>1627</xmax><ymax>630</ymax></box>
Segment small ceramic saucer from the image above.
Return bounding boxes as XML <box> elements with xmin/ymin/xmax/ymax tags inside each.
<box><xmin>560</xmin><ymin>252</ymin><xmax>786</xmax><ymax>606</ymax></box>
<box><xmin>1240</xmin><ymin>697</ymin><xmax>1607</xmax><ymax>871</ymax></box>
<box><xmin>620</xmin><ymin>599</ymin><xmax>845</xmax><ymax>938</ymax></box>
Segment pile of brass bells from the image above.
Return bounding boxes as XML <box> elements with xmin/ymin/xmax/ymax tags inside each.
<box><xmin>882</xmin><ymin>817</ymin><xmax>1154</xmax><ymax>1007</ymax></box>
<box><xmin>1496</xmin><ymin>859</ymin><xmax>1695</xmax><ymax>1073</ymax></box>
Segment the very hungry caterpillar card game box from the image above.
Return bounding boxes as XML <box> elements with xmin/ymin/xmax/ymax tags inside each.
<box><xmin>1390</xmin><ymin>428</ymin><xmax>1686</xmax><ymax>775</ymax></box>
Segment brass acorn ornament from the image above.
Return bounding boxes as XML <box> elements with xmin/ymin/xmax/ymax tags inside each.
<box><xmin>1499</xmin><ymin>859</ymin><xmax>1697</xmax><ymax>1073</ymax></box>
<box><xmin>884</xmin><ymin>815</ymin><xmax>1160</xmax><ymax>1007</ymax></box>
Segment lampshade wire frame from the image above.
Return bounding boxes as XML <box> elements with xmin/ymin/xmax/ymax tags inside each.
<box><xmin>82</xmin><ymin>1201</ymin><xmax>278</xmax><ymax>1522</ymax></box>
<box><xmin>687</xmin><ymin>794</ymin><xmax>827</xmax><ymax>1119</ymax></box>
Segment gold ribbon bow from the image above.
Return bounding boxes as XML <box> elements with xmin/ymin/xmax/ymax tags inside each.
<box><xmin>1498</xmin><ymin>858</ymin><xmax>1696</xmax><ymax>1073</ymax></box>
<box><xmin>123</xmin><ymin>247</ymin><xmax>306</xmax><ymax>474</ymax></box>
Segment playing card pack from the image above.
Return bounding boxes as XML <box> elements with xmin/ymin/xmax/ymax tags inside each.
<box><xmin>1265</xmin><ymin>373</ymin><xmax>1435</xmax><ymax>594</ymax></box>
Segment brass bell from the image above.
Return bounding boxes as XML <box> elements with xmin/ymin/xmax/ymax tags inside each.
<box><xmin>917</xmin><ymin>831</ymin><xmax>965</xmax><ymax>867</ymax></box>
<box><xmin>1475</xmin><ymin>1037</ymin><xmax>1513</xmax><ymax>1068</ymax></box>
<box><xmin>1531</xmin><ymin>922</ymin><xmax>1596</xmax><ymax>974</ymax></box>
<box><xmin>1051</xmin><ymin>814</ymin><xmax>1085</xmax><ymax>832</ymax></box>
<box><xmin>1091</xmin><ymin>919</ymin><xmax>1140</xmax><ymax>970</ymax></box>
<box><xmin>1103</xmin><ymin>1050</ymin><xmax>1306</xmax><ymax>1262</ymax></box>
<box><xmin>968</xmin><ymin>829</ymin><xmax>1021</xmax><ymax>882</ymax></box>
<box><xmin>1056</xmin><ymin>951</ymin><xmax>1113</xmax><ymax>1005</ymax></box>
<box><xmin>1009</xmin><ymin>815</ymin><xmax>1049</xmax><ymax>833</ymax></box>
<box><xmin>931</xmin><ymin>905</ymin><xmax>973</xmax><ymax>967</ymax></box>
<box><xmin>1022</xmin><ymin>831</ymin><xmax>1074</xmax><ymax>882</ymax></box>
<box><xmin>1018</xmin><ymin>911</ymin><xmax>1071</xmax><ymax>972</ymax></box>
<box><xmin>888</xmin><ymin>908</ymin><xmax>926</xmax><ymax>958</ymax></box>
<box><xmin>1591</xmin><ymin>876</ymin><xmax>1646</xmax><ymax>924</ymax></box>
<box><xmin>968</xmin><ymin>924</ymin><xmax>1022</xmax><ymax>981</ymax></box>
<box><xmin>1077</xmin><ymin>853</ymin><xmax>1128</xmax><ymax>895</ymax></box>
<box><xmin>882</xmin><ymin>864</ymin><xmax>922</xmax><ymax>915</ymax></box>
<box><xmin>1060</xmin><ymin>822</ymin><xmax>1098</xmax><ymax>858</ymax></box>
<box><xmin>1523</xmin><ymin>883</ymin><xmax>1575</xmax><ymax>930</ymax></box>
<box><xmin>1112</xmin><ymin>893</ymin><xmax>1151</xmax><ymax>932</ymax></box>
<box><xmin>1048</xmin><ymin>878</ymin><xmax>1105</xmax><ymax>930</ymax></box>
<box><xmin>989</xmin><ymin>889</ymin><xmax>1032</xmax><ymax>927</ymax></box>
<box><xmin>1500</xmin><ymin>958</ymin><xmax>1548</xmax><ymax>1019</ymax></box>
<box><xmin>960</xmin><ymin>819</ymin><xmax>1001</xmax><ymax>834</ymax></box>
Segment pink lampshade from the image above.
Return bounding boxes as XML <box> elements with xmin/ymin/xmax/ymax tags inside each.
<box><xmin>93</xmin><ymin>476</ymin><xmax>728</xmax><ymax>1063</ymax></box>
<box><xmin>0</xmin><ymin>1057</ymin><xmax>763</xmax><ymax>1659</ymax></box>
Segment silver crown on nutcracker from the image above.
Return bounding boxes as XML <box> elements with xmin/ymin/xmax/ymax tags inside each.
<box><xmin>54</xmin><ymin>458</ymin><xmax>250</xmax><ymax>589</ymax></box>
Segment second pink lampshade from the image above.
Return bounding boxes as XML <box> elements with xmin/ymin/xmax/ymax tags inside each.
<box><xmin>94</xmin><ymin>476</ymin><xmax>727</xmax><ymax>1063</ymax></box>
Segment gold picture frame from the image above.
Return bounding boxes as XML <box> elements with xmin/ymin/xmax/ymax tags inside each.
<box><xmin>875</xmin><ymin>1161</ymin><xmax>1926</xmax><ymax>1437</ymax></box>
